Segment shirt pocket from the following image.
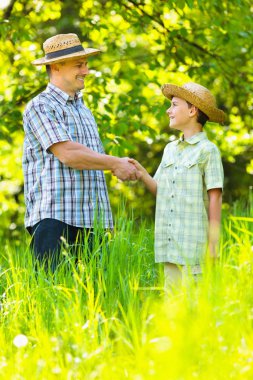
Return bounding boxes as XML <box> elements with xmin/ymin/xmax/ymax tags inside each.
<box><xmin>162</xmin><ymin>155</ymin><xmax>175</xmax><ymax>168</ymax></box>
<box><xmin>182</xmin><ymin>161</ymin><xmax>197</xmax><ymax>169</ymax></box>
<box><xmin>177</xmin><ymin>159</ymin><xmax>203</xmax><ymax>193</ymax></box>
<box><xmin>158</xmin><ymin>159</ymin><xmax>175</xmax><ymax>184</ymax></box>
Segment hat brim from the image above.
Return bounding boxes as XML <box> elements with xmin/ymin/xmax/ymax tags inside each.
<box><xmin>32</xmin><ymin>48</ymin><xmax>100</xmax><ymax>66</ymax></box>
<box><xmin>162</xmin><ymin>84</ymin><xmax>225</xmax><ymax>124</ymax></box>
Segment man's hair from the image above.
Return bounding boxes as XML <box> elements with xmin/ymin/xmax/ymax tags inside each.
<box><xmin>46</xmin><ymin>65</ymin><xmax>51</xmax><ymax>77</ymax></box>
<box><xmin>186</xmin><ymin>101</ymin><xmax>209</xmax><ymax>127</ymax></box>
<box><xmin>46</xmin><ymin>62</ymin><xmax>65</xmax><ymax>78</ymax></box>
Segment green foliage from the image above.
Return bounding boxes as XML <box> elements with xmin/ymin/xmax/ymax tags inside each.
<box><xmin>0</xmin><ymin>0</ymin><xmax>252</xmax><ymax>238</ymax></box>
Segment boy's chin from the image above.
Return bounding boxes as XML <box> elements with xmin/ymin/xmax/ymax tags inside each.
<box><xmin>169</xmin><ymin>123</ymin><xmax>178</xmax><ymax>130</ymax></box>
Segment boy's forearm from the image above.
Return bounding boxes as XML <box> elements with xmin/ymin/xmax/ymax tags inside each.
<box><xmin>208</xmin><ymin>220</ymin><xmax>221</xmax><ymax>246</ymax></box>
<box><xmin>141</xmin><ymin>173</ymin><xmax>157</xmax><ymax>196</ymax></box>
<box><xmin>128</xmin><ymin>158</ymin><xmax>157</xmax><ymax>195</ymax></box>
<box><xmin>208</xmin><ymin>188</ymin><xmax>222</xmax><ymax>257</ymax></box>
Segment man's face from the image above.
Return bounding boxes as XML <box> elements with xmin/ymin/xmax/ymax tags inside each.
<box><xmin>166</xmin><ymin>96</ymin><xmax>194</xmax><ymax>131</ymax></box>
<box><xmin>53</xmin><ymin>57</ymin><xmax>89</xmax><ymax>96</ymax></box>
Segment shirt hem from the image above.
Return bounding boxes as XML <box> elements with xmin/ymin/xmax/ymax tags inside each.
<box><xmin>25</xmin><ymin>216</ymin><xmax>114</xmax><ymax>229</ymax></box>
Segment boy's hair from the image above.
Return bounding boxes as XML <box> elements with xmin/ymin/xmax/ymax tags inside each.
<box><xmin>186</xmin><ymin>101</ymin><xmax>209</xmax><ymax>127</ymax></box>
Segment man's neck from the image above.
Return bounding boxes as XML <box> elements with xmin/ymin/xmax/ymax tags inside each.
<box><xmin>50</xmin><ymin>79</ymin><xmax>75</xmax><ymax>97</ymax></box>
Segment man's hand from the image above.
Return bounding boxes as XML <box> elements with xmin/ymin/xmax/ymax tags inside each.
<box><xmin>50</xmin><ymin>141</ymin><xmax>139</xmax><ymax>180</ymax></box>
<box><xmin>112</xmin><ymin>157</ymin><xmax>139</xmax><ymax>181</ymax></box>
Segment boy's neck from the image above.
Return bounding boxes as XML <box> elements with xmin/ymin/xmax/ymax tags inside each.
<box><xmin>183</xmin><ymin>125</ymin><xmax>203</xmax><ymax>140</ymax></box>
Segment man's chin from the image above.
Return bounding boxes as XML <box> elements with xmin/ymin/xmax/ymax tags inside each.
<box><xmin>76</xmin><ymin>84</ymin><xmax>84</xmax><ymax>91</ymax></box>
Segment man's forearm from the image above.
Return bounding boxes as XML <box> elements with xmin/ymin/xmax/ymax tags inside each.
<box><xmin>50</xmin><ymin>141</ymin><xmax>119</xmax><ymax>170</ymax></box>
<box><xmin>49</xmin><ymin>140</ymin><xmax>138</xmax><ymax>181</ymax></box>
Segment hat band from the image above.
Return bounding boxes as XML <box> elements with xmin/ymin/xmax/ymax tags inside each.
<box><xmin>45</xmin><ymin>45</ymin><xmax>84</xmax><ymax>59</ymax></box>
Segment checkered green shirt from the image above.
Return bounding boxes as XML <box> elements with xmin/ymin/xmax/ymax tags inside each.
<box><xmin>154</xmin><ymin>132</ymin><xmax>224</xmax><ymax>267</ymax></box>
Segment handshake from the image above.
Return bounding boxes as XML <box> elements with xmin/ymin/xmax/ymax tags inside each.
<box><xmin>111</xmin><ymin>157</ymin><xmax>147</xmax><ymax>182</ymax></box>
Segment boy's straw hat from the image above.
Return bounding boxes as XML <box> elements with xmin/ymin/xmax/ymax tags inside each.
<box><xmin>162</xmin><ymin>82</ymin><xmax>225</xmax><ymax>123</ymax></box>
<box><xmin>32</xmin><ymin>33</ymin><xmax>100</xmax><ymax>66</ymax></box>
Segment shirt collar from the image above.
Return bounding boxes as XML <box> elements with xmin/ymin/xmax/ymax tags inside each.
<box><xmin>46</xmin><ymin>83</ymin><xmax>82</xmax><ymax>105</ymax></box>
<box><xmin>176</xmin><ymin>131</ymin><xmax>207</xmax><ymax>145</ymax></box>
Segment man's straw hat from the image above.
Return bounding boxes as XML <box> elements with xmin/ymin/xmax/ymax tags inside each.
<box><xmin>162</xmin><ymin>82</ymin><xmax>225</xmax><ymax>123</ymax></box>
<box><xmin>32</xmin><ymin>33</ymin><xmax>100</xmax><ymax>66</ymax></box>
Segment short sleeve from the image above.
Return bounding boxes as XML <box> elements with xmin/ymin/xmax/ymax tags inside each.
<box><xmin>24</xmin><ymin>102</ymin><xmax>72</xmax><ymax>151</ymax></box>
<box><xmin>204</xmin><ymin>146</ymin><xmax>224</xmax><ymax>190</ymax></box>
<box><xmin>153</xmin><ymin>163</ymin><xmax>162</xmax><ymax>181</ymax></box>
<box><xmin>153</xmin><ymin>143</ymin><xmax>171</xmax><ymax>181</ymax></box>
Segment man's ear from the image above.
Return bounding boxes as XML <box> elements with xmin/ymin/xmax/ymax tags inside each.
<box><xmin>50</xmin><ymin>63</ymin><xmax>60</xmax><ymax>72</ymax></box>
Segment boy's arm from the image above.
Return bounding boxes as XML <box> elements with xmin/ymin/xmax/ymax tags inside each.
<box><xmin>207</xmin><ymin>188</ymin><xmax>222</xmax><ymax>260</ymax></box>
<box><xmin>128</xmin><ymin>159</ymin><xmax>157</xmax><ymax>196</ymax></box>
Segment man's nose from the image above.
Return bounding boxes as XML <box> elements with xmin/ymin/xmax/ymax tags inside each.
<box><xmin>81</xmin><ymin>66</ymin><xmax>89</xmax><ymax>75</ymax></box>
<box><xmin>166</xmin><ymin>107</ymin><xmax>171</xmax><ymax>115</ymax></box>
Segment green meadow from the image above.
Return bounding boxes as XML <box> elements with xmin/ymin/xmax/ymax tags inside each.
<box><xmin>0</xmin><ymin>196</ymin><xmax>252</xmax><ymax>379</ymax></box>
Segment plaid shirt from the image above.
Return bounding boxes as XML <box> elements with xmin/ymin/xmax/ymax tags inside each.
<box><xmin>154</xmin><ymin>132</ymin><xmax>224</xmax><ymax>268</ymax></box>
<box><xmin>23</xmin><ymin>83</ymin><xmax>113</xmax><ymax>229</ymax></box>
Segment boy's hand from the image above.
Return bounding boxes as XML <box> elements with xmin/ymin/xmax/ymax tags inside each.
<box><xmin>127</xmin><ymin>158</ymin><xmax>157</xmax><ymax>195</ymax></box>
<box><xmin>128</xmin><ymin>158</ymin><xmax>148</xmax><ymax>179</ymax></box>
<box><xmin>208</xmin><ymin>242</ymin><xmax>218</xmax><ymax>262</ymax></box>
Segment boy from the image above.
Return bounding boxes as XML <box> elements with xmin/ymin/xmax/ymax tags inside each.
<box><xmin>130</xmin><ymin>82</ymin><xmax>225</xmax><ymax>288</ymax></box>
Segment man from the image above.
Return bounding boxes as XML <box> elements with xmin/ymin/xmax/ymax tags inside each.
<box><xmin>23</xmin><ymin>33</ymin><xmax>137</xmax><ymax>270</ymax></box>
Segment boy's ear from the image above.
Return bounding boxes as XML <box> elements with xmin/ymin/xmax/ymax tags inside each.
<box><xmin>189</xmin><ymin>105</ymin><xmax>198</xmax><ymax>117</ymax></box>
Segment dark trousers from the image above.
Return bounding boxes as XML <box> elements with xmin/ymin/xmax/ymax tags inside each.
<box><xmin>27</xmin><ymin>218</ymin><xmax>94</xmax><ymax>272</ymax></box>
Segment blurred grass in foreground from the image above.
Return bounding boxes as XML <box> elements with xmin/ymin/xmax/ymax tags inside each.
<box><xmin>0</xmin><ymin>196</ymin><xmax>252</xmax><ymax>379</ymax></box>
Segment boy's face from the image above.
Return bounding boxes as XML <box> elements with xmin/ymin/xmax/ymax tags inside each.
<box><xmin>166</xmin><ymin>96</ymin><xmax>196</xmax><ymax>131</ymax></box>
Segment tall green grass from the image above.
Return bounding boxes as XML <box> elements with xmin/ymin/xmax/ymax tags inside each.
<box><xmin>0</xmin><ymin>197</ymin><xmax>252</xmax><ymax>379</ymax></box>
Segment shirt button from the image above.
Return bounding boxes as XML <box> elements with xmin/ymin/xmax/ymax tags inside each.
<box><xmin>175</xmin><ymin>166</ymin><xmax>177</xmax><ymax>169</ymax></box>
<box><xmin>169</xmin><ymin>224</ymin><xmax>172</xmax><ymax>227</ymax></box>
<box><xmin>168</xmin><ymin>238</ymin><xmax>171</xmax><ymax>241</ymax></box>
<box><xmin>172</xmin><ymin>180</ymin><xmax>175</xmax><ymax>184</ymax></box>
<box><xmin>171</xmin><ymin>209</ymin><xmax>173</xmax><ymax>212</ymax></box>
<box><xmin>171</xmin><ymin>195</ymin><xmax>174</xmax><ymax>198</ymax></box>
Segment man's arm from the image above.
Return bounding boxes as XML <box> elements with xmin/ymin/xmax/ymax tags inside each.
<box><xmin>207</xmin><ymin>188</ymin><xmax>222</xmax><ymax>260</ymax></box>
<box><xmin>50</xmin><ymin>141</ymin><xmax>137</xmax><ymax>181</ymax></box>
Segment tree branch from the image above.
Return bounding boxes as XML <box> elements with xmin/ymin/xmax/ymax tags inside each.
<box><xmin>3</xmin><ymin>0</ymin><xmax>17</xmax><ymax>20</ymax></box>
